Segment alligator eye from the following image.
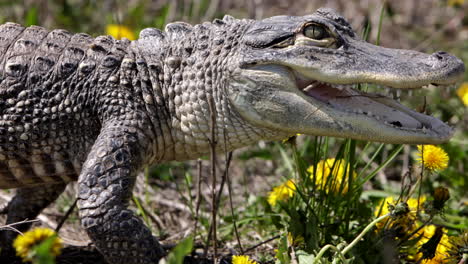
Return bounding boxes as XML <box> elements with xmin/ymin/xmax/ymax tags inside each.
<box><xmin>303</xmin><ymin>24</ymin><xmax>329</xmax><ymax>40</ymax></box>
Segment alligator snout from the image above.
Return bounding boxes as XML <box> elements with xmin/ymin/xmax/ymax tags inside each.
<box><xmin>430</xmin><ymin>51</ymin><xmax>465</xmax><ymax>77</ymax></box>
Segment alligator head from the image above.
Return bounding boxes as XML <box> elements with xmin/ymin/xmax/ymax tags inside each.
<box><xmin>228</xmin><ymin>8</ymin><xmax>465</xmax><ymax>144</ymax></box>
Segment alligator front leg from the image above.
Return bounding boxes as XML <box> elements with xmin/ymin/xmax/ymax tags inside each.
<box><xmin>77</xmin><ymin>122</ymin><xmax>164</xmax><ymax>263</ymax></box>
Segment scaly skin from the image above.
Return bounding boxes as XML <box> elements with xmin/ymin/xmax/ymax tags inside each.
<box><xmin>0</xmin><ymin>8</ymin><xmax>464</xmax><ymax>264</ymax></box>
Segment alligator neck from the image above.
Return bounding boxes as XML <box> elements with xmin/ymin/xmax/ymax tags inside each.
<box><xmin>129</xmin><ymin>25</ymin><xmax>289</xmax><ymax>162</ymax></box>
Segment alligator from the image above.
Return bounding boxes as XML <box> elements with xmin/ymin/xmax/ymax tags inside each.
<box><xmin>0</xmin><ymin>7</ymin><xmax>464</xmax><ymax>264</ymax></box>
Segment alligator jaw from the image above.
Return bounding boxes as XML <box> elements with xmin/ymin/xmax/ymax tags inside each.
<box><xmin>295</xmin><ymin>75</ymin><xmax>455</xmax><ymax>142</ymax></box>
<box><xmin>228</xmin><ymin>63</ymin><xmax>457</xmax><ymax>144</ymax></box>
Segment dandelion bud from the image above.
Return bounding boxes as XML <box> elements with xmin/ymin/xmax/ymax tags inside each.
<box><xmin>433</xmin><ymin>187</ymin><xmax>450</xmax><ymax>211</ymax></box>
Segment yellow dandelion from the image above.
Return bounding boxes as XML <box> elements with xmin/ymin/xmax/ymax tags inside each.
<box><xmin>448</xmin><ymin>232</ymin><xmax>468</xmax><ymax>263</ymax></box>
<box><xmin>13</xmin><ymin>227</ymin><xmax>63</xmax><ymax>262</ymax></box>
<box><xmin>406</xmin><ymin>196</ymin><xmax>427</xmax><ymax>211</ymax></box>
<box><xmin>287</xmin><ymin>232</ymin><xmax>304</xmax><ymax>246</ymax></box>
<box><xmin>307</xmin><ymin>158</ymin><xmax>356</xmax><ymax>193</ymax></box>
<box><xmin>375</xmin><ymin>197</ymin><xmax>459</xmax><ymax>263</ymax></box>
<box><xmin>414</xmin><ymin>225</ymin><xmax>452</xmax><ymax>264</ymax></box>
<box><xmin>232</xmin><ymin>255</ymin><xmax>258</xmax><ymax>264</ymax></box>
<box><xmin>106</xmin><ymin>24</ymin><xmax>136</xmax><ymax>40</ymax></box>
<box><xmin>456</xmin><ymin>82</ymin><xmax>468</xmax><ymax>106</ymax></box>
<box><xmin>416</xmin><ymin>145</ymin><xmax>449</xmax><ymax>171</ymax></box>
<box><xmin>282</xmin><ymin>134</ymin><xmax>301</xmax><ymax>144</ymax></box>
<box><xmin>374</xmin><ymin>196</ymin><xmax>426</xmax><ymax>232</ymax></box>
<box><xmin>267</xmin><ymin>179</ymin><xmax>296</xmax><ymax>207</ymax></box>
<box><xmin>448</xmin><ymin>0</ymin><xmax>465</xmax><ymax>7</ymax></box>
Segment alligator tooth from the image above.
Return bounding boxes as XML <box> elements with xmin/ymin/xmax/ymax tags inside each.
<box><xmin>394</xmin><ymin>92</ymin><xmax>399</xmax><ymax>100</ymax></box>
<box><xmin>375</xmin><ymin>116</ymin><xmax>381</xmax><ymax>120</ymax></box>
<box><xmin>357</xmin><ymin>109</ymin><xmax>363</xmax><ymax>114</ymax></box>
<box><xmin>367</xmin><ymin>111</ymin><xmax>372</xmax><ymax>116</ymax></box>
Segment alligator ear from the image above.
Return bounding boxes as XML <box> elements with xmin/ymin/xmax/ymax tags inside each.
<box><xmin>314</xmin><ymin>8</ymin><xmax>355</xmax><ymax>37</ymax></box>
<box><xmin>139</xmin><ymin>28</ymin><xmax>165</xmax><ymax>40</ymax></box>
<box><xmin>223</xmin><ymin>15</ymin><xmax>236</xmax><ymax>22</ymax></box>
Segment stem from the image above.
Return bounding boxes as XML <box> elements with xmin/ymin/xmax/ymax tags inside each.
<box><xmin>205</xmin><ymin>96</ymin><xmax>217</xmax><ymax>262</ymax></box>
<box><xmin>314</xmin><ymin>244</ymin><xmax>345</xmax><ymax>264</ymax></box>
<box><xmin>376</xmin><ymin>0</ymin><xmax>386</xmax><ymax>46</ymax></box>
<box><xmin>314</xmin><ymin>213</ymin><xmax>391</xmax><ymax>263</ymax></box>
<box><xmin>341</xmin><ymin>213</ymin><xmax>390</xmax><ymax>255</ymax></box>
<box><xmin>193</xmin><ymin>159</ymin><xmax>202</xmax><ymax>242</ymax></box>
<box><xmin>55</xmin><ymin>198</ymin><xmax>77</xmax><ymax>232</ymax></box>
<box><xmin>458</xmin><ymin>253</ymin><xmax>467</xmax><ymax>264</ymax></box>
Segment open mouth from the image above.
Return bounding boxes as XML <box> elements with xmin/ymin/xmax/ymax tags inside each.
<box><xmin>234</xmin><ymin>63</ymin><xmax>459</xmax><ymax>143</ymax></box>
<box><xmin>295</xmin><ymin>75</ymin><xmax>456</xmax><ymax>134</ymax></box>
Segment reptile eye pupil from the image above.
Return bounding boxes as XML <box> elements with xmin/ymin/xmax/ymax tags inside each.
<box><xmin>304</xmin><ymin>24</ymin><xmax>327</xmax><ymax>40</ymax></box>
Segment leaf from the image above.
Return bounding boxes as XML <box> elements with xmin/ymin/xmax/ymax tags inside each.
<box><xmin>164</xmin><ymin>236</ymin><xmax>193</xmax><ymax>264</ymax></box>
<box><xmin>296</xmin><ymin>250</ymin><xmax>316</xmax><ymax>264</ymax></box>
<box><xmin>33</xmin><ymin>236</ymin><xmax>58</xmax><ymax>264</ymax></box>
<box><xmin>275</xmin><ymin>234</ymin><xmax>290</xmax><ymax>264</ymax></box>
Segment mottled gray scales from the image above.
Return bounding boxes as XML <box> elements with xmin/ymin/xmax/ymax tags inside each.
<box><xmin>0</xmin><ymin>8</ymin><xmax>465</xmax><ymax>264</ymax></box>
<box><xmin>0</xmin><ymin>162</ymin><xmax>19</xmax><ymax>188</ymax></box>
<box><xmin>0</xmin><ymin>23</ymin><xmax>25</xmax><ymax>80</ymax></box>
<box><xmin>7</xmin><ymin>154</ymin><xmax>36</xmax><ymax>185</ymax></box>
